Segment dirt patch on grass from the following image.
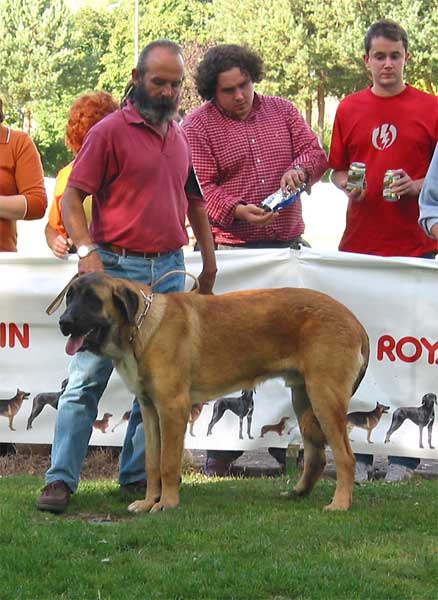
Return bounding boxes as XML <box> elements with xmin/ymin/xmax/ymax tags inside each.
<box><xmin>60</xmin><ymin>512</ymin><xmax>129</xmax><ymax>523</ymax></box>
<box><xmin>0</xmin><ymin>445</ymin><xmax>120</xmax><ymax>479</ymax></box>
<box><xmin>0</xmin><ymin>445</ymin><xmax>200</xmax><ymax>479</ymax></box>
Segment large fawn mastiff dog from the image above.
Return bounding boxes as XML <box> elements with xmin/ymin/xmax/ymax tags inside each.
<box><xmin>58</xmin><ymin>272</ymin><xmax>369</xmax><ymax>513</ymax></box>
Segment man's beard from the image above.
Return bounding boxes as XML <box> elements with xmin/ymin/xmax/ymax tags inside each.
<box><xmin>132</xmin><ymin>84</ymin><xmax>178</xmax><ymax>125</ymax></box>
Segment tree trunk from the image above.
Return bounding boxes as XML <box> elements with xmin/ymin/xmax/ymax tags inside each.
<box><xmin>305</xmin><ymin>97</ymin><xmax>312</xmax><ymax>127</ymax></box>
<box><xmin>22</xmin><ymin>107</ymin><xmax>32</xmax><ymax>135</ymax></box>
<box><xmin>317</xmin><ymin>83</ymin><xmax>325</xmax><ymax>146</ymax></box>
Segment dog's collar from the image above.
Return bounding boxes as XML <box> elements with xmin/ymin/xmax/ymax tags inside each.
<box><xmin>129</xmin><ymin>290</ymin><xmax>153</xmax><ymax>343</ymax></box>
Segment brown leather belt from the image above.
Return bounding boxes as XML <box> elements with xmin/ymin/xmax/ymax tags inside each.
<box><xmin>99</xmin><ymin>243</ymin><xmax>171</xmax><ymax>259</ymax></box>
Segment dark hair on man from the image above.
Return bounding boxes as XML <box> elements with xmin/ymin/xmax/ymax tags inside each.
<box><xmin>121</xmin><ymin>39</ymin><xmax>183</xmax><ymax>105</ymax></box>
<box><xmin>364</xmin><ymin>19</ymin><xmax>408</xmax><ymax>55</ymax></box>
<box><xmin>0</xmin><ymin>98</ymin><xmax>4</xmax><ymax>123</ymax></box>
<box><xmin>195</xmin><ymin>44</ymin><xmax>265</xmax><ymax>101</ymax></box>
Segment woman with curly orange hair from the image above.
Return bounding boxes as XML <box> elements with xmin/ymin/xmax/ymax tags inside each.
<box><xmin>45</xmin><ymin>91</ymin><xmax>118</xmax><ymax>257</ymax></box>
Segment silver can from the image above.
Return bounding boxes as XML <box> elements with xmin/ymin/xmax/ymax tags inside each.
<box><xmin>346</xmin><ymin>162</ymin><xmax>366</xmax><ymax>193</ymax></box>
<box><xmin>383</xmin><ymin>170</ymin><xmax>401</xmax><ymax>202</ymax></box>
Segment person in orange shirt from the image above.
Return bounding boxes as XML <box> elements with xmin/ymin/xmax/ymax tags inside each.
<box><xmin>0</xmin><ymin>98</ymin><xmax>47</xmax><ymax>252</ymax></box>
<box><xmin>45</xmin><ymin>91</ymin><xmax>118</xmax><ymax>258</ymax></box>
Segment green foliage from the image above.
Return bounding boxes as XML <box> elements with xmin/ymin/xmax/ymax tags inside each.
<box><xmin>207</xmin><ymin>0</ymin><xmax>438</xmax><ymax>135</ymax></box>
<box><xmin>99</xmin><ymin>0</ymin><xmax>212</xmax><ymax>99</ymax></box>
<box><xmin>0</xmin><ymin>0</ymin><xmax>74</xmax><ymax>132</ymax></box>
<box><xmin>0</xmin><ymin>0</ymin><xmax>113</xmax><ymax>174</ymax></box>
<box><xmin>1</xmin><ymin>475</ymin><xmax>438</xmax><ymax>599</ymax></box>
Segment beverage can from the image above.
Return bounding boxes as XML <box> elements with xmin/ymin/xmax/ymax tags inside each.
<box><xmin>383</xmin><ymin>170</ymin><xmax>401</xmax><ymax>202</ymax></box>
<box><xmin>346</xmin><ymin>162</ymin><xmax>366</xmax><ymax>193</ymax></box>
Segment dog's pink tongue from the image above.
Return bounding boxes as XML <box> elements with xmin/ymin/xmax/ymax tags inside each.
<box><xmin>66</xmin><ymin>335</ymin><xmax>85</xmax><ymax>356</ymax></box>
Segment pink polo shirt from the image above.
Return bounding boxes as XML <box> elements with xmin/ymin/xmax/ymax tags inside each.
<box><xmin>68</xmin><ymin>101</ymin><xmax>201</xmax><ymax>253</ymax></box>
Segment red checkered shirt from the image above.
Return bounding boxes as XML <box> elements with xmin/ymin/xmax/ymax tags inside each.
<box><xmin>183</xmin><ymin>93</ymin><xmax>328</xmax><ymax>245</ymax></box>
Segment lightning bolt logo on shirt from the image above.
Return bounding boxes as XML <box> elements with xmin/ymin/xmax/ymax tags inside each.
<box><xmin>372</xmin><ymin>124</ymin><xmax>397</xmax><ymax>150</ymax></box>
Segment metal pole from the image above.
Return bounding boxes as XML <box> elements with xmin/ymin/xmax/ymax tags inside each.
<box><xmin>134</xmin><ymin>0</ymin><xmax>139</xmax><ymax>66</ymax></box>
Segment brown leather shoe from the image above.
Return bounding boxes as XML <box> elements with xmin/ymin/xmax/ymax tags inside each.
<box><xmin>36</xmin><ymin>481</ymin><xmax>72</xmax><ymax>513</ymax></box>
<box><xmin>119</xmin><ymin>479</ymin><xmax>147</xmax><ymax>495</ymax></box>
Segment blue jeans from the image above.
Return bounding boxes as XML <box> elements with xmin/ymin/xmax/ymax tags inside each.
<box><xmin>46</xmin><ymin>248</ymin><xmax>185</xmax><ymax>491</ymax></box>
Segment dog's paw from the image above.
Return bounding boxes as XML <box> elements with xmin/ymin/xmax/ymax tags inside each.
<box><xmin>280</xmin><ymin>488</ymin><xmax>307</xmax><ymax>499</ymax></box>
<box><xmin>127</xmin><ymin>499</ymin><xmax>155</xmax><ymax>514</ymax></box>
<box><xmin>149</xmin><ymin>499</ymin><xmax>180</xmax><ymax>513</ymax></box>
<box><xmin>323</xmin><ymin>500</ymin><xmax>351</xmax><ymax>512</ymax></box>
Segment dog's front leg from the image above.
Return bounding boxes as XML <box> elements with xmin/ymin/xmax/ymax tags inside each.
<box><xmin>128</xmin><ymin>400</ymin><xmax>161</xmax><ymax>514</ymax></box>
<box><xmin>150</xmin><ymin>399</ymin><xmax>191</xmax><ymax>513</ymax></box>
<box><xmin>419</xmin><ymin>425</ymin><xmax>424</xmax><ymax>449</ymax></box>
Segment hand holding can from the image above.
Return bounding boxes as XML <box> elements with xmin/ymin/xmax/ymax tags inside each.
<box><xmin>383</xmin><ymin>170</ymin><xmax>401</xmax><ymax>201</ymax></box>
<box><xmin>346</xmin><ymin>162</ymin><xmax>366</xmax><ymax>201</ymax></box>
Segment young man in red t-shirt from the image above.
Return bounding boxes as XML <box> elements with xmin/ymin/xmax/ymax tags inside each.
<box><xmin>329</xmin><ymin>19</ymin><xmax>438</xmax><ymax>482</ymax></box>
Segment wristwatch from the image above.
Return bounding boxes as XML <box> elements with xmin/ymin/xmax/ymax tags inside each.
<box><xmin>295</xmin><ymin>165</ymin><xmax>309</xmax><ymax>183</ymax></box>
<box><xmin>76</xmin><ymin>244</ymin><xmax>98</xmax><ymax>259</ymax></box>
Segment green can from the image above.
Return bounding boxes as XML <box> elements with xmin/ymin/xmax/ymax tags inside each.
<box><xmin>383</xmin><ymin>170</ymin><xmax>401</xmax><ymax>202</ymax></box>
<box><xmin>346</xmin><ymin>162</ymin><xmax>366</xmax><ymax>193</ymax></box>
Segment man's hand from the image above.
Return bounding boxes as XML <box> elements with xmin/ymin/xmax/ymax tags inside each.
<box><xmin>390</xmin><ymin>169</ymin><xmax>423</xmax><ymax>198</ymax></box>
<box><xmin>430</xmin><ymin>223</ymin><xmax>438</xmax><ymax>241</ymax></box>
<box><xmin>280</xmin><ymin>167</ymin><xmax>307</xmax><ymax>192</ymax></box>
<box><xmin>234</xmin><ymin>203</ymin><xmax>278</xmax><ymax>225</ymax></box>
<box><xmin>196</xmin><ymin>268</ymin><xmax>216</xmax><ymax>295</ymax></box>
<box><xmin>78</xmin><ymin>251</ymin><xmax>104</xmax><ymax>275</ymax></box>
<box><xmin>51</xmin><ymin>235</ymin><xmax>73</xmax><ymax>259</ymax></box>
<box><xmin>331</xmin><ymin>169</ymin><xmax>365</xmax><ymax>203</ymax></box>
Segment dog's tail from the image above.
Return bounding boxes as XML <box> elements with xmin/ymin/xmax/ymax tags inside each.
<box><xmin>352</xmin><ymin>333</ymin><xmax>370</xmax><ymax>396</ymax></box>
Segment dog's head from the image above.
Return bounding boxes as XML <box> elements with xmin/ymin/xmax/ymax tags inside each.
<box><xmin>59</xmin><ymin>272</ymin><xmax>143</xmax><ymax>359</ymax></box>
<box><xmin>17</xmin><ymin>389</ymin><xmax>30</xmax><ymax>400</ymax></box>
<box><xmin>376</xmin><ymin>402</ymin><xmax>390</xmax><ymax>413</ymax></box>
<box><xmin>422</xmin><ymin>393</ymin><xmax>437</xmax><ymax>407</ymax></box>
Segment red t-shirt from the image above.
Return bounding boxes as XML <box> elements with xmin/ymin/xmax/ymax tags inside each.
<box><xmin>68</xmin><ymin>101</ymin><xmax>201</xmax><ymax>253</ymax></box>
<box><xmin>329</xmin><ymin>85</ymin><xmax>438</xmax><ymax>257</ymax></box>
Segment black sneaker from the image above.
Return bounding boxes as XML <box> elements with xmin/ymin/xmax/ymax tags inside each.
<box><xmin>203</xmin><ymin>458</ymin><xmax>232</xmax><ymax>477</ymax></box>
<box><xmin>36</xmin><ymin>481</ymin><xmax>72</xmax><ymax>513</ymax></box>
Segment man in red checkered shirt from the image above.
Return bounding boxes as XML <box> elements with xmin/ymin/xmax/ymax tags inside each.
<box><xmin>183</xmin><ymin>44</ymin><xmax>328</xmax><ymax>475</ymax></box>
<box><xmin>183</xmin><ymin>44</ymin><xmax>328</xmax><ymax>249</ymax></box>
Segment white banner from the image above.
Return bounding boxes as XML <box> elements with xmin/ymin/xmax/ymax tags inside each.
<box><xmin>0</xmin><ymin>249</ymin><xmax>437</xmax><ymax>460</ymax></box>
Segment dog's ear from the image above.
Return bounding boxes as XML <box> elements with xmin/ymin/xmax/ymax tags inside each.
<box><xmin>112</xmin><ymin>286</ymin><xmax>139</xmax><ymax>325</ymax></box>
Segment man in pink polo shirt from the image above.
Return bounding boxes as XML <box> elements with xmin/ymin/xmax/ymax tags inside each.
<box><xmin>183</xmin><ymin>44</ymin><xmax>328</xmax><ymax>476</ymax></box>
<box><xmin>37</xmin><ymin>39</ymin><xmax>216</xmax><ymax>513</ymax></box>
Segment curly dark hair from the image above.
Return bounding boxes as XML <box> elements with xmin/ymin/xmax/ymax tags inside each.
<box><xmin>0</xmin><ymin>98</ymin><xmax>4</xmax><ymax>123</ymax></box>
<box><xmin>195</xmin><ymin>44</ymin><xmax>265</xmax><ymax>101</ymax></box>
<box><xmin>65</xmin><ymin>91</ymin><xmax>119</xmax><ymax>154</ymax></box>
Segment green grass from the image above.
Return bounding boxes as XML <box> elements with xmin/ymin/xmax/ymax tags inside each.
<box><xmin>1</xmin><ymin>474</ymin><xmax>437</xmax><ymax>600</ymax></box>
